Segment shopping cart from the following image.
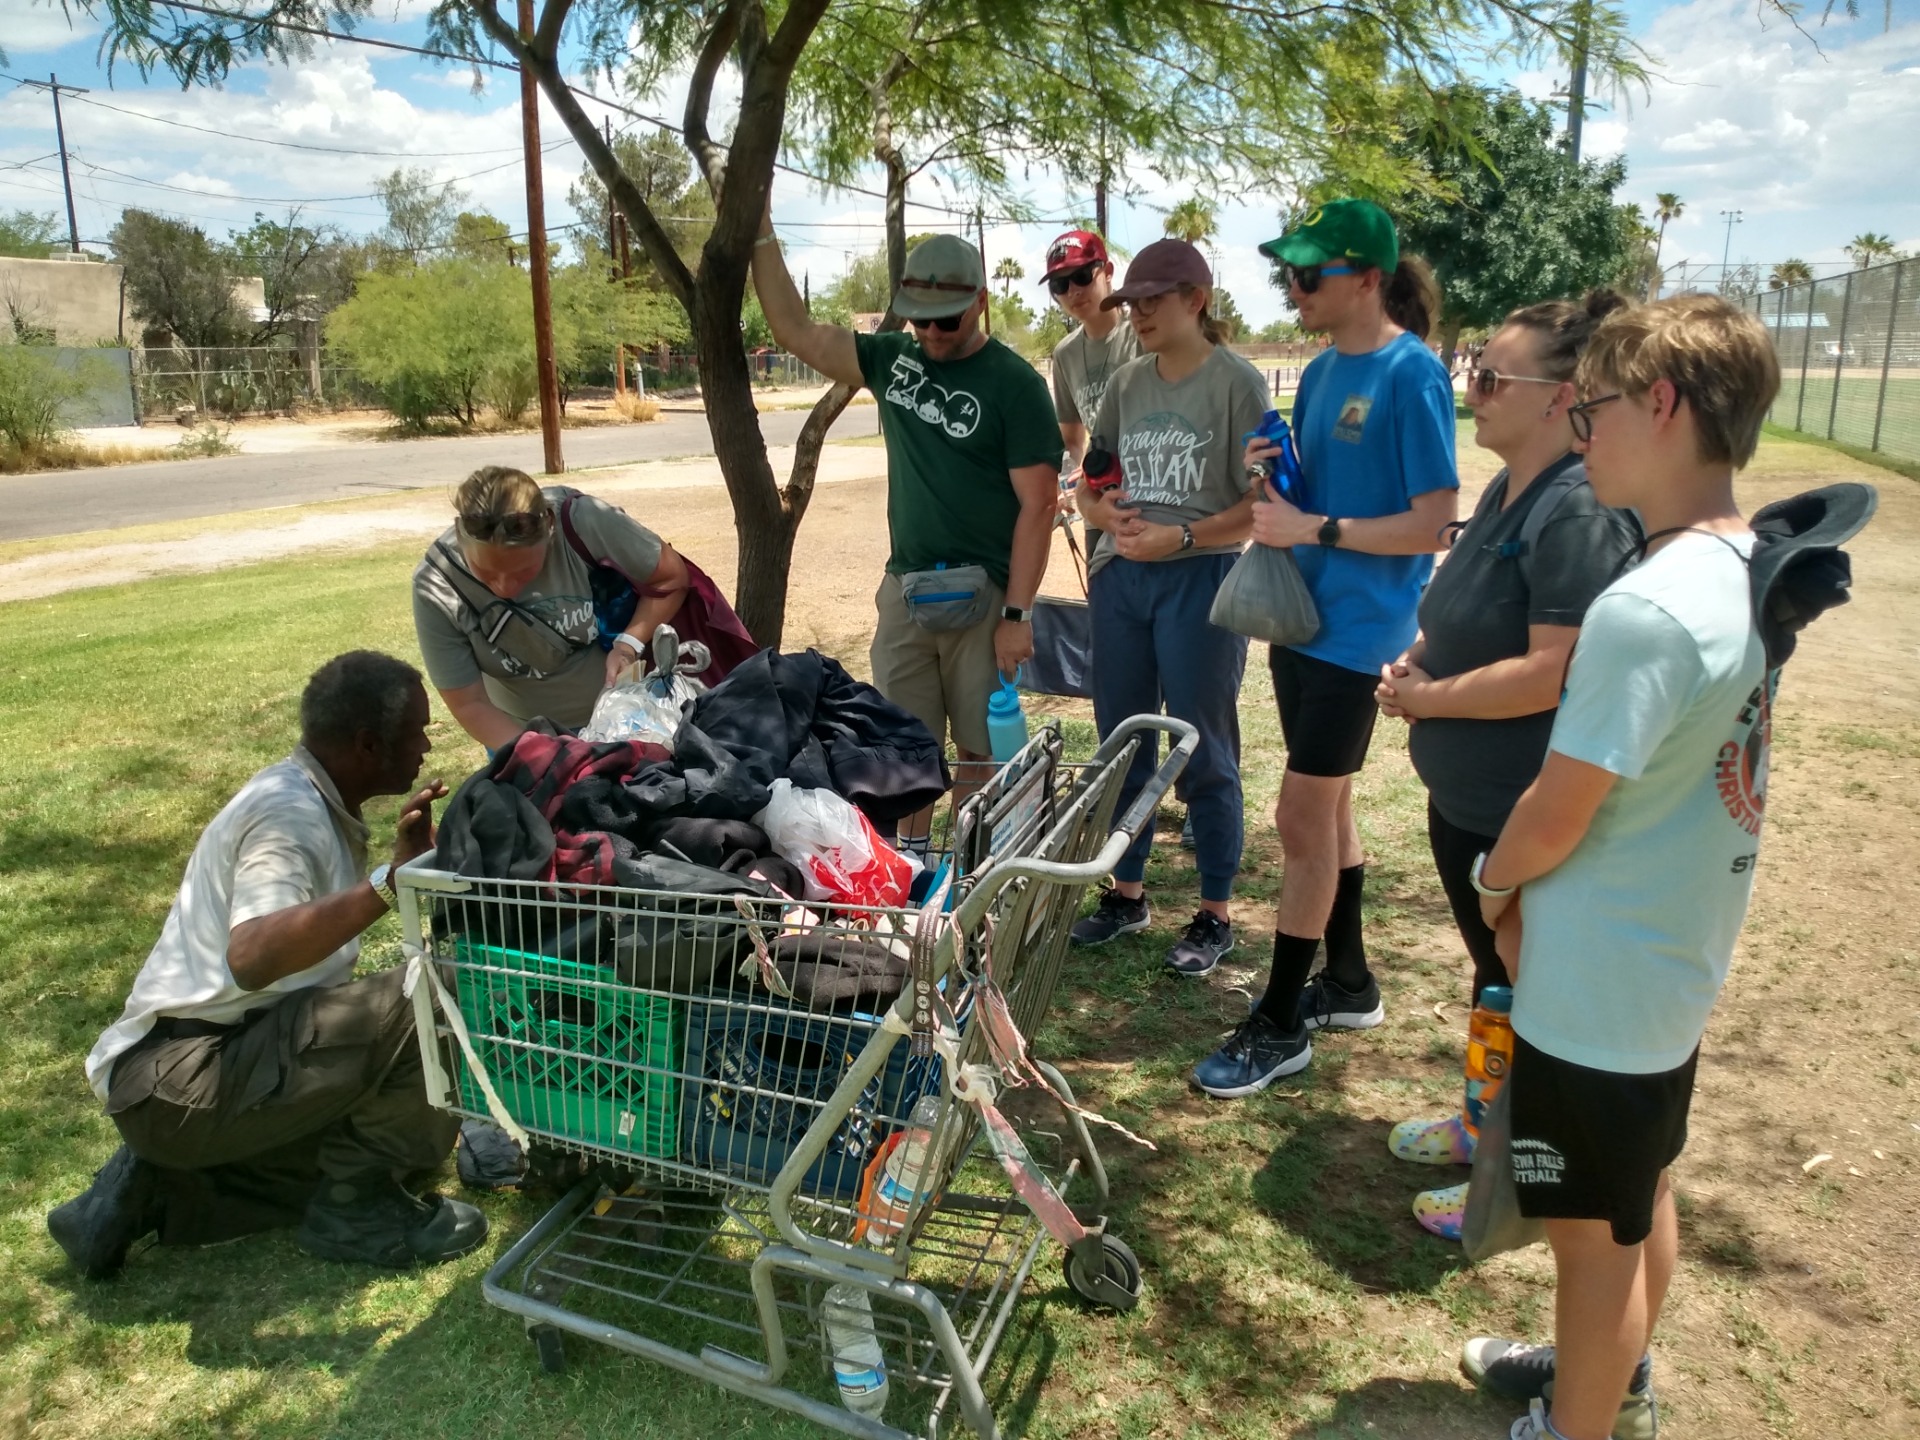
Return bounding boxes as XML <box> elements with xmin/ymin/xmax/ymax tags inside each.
<box><xmin>397</xmin><ymin>714</ymin><xmax>1197</xmax><ymax>1440</ymax></box>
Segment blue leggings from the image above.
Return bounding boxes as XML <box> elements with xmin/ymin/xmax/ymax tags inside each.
<box><xmin>1089</xmin><ymin>553</ymin><xmax>1247</xmax><ymax>902</ymax></box>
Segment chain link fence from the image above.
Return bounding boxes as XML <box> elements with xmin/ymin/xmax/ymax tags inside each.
<box><xmin>131</xmin><ymin>346</ymin><xmax>377</xmax><ymax>419</ymax></box>
<box><xmin>1742</xmin><ymin>256</ymin><xmax>1920</xmax><ymax>468</ymax></box>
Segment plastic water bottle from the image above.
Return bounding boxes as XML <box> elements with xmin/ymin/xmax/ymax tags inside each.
<box><xmin>822</xmin><ymin>1283</ymin><xmax>889</xmax><ymax>1418</ymax></box>
<box><xmin>986</xmin><ymin>680</ymin><xmax>1030</xmax><ymax>765</ymax></box>
<box><xmin>1243</xmin><ymin>408</ymin><xmax>1305</xmax><ymax>505</ymax></box>
<box><xmin>1462</xmin><ymin>985</ymin><xmax>1515</xmax><ymax>1138</ymax></box>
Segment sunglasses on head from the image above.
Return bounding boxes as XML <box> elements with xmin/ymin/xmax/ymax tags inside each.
<box><xmin>1047</xmin><ymin>263</ymin><xmax>1100</xmax><ymax>295</ymax></box>
<box><xmin>1472</xmin><ymin>367</ymin><xmax>1565</xmax><ymax>397</ymax></box>
<box><xmin>457</xmin><ymin>510</ymin><xmax>551</xmax><ymax>546</ymax></box>
<box><xmin>1284</xmin><ymin>262</ymin><xmax>1357</xmax><ymax>294</ymax></box>
<box><xmin>909</xmin><ymin>312</ymin><xmax>966</xmax><ymax>333</ymax></box>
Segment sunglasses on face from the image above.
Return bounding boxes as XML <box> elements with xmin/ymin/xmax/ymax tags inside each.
<box><xmin>909</xmin><ymin>312</ymin><xmax>966</xmax><ymax>333</ymax></box>
<box><xmin>1567</xmin><ymin>392</ymin><xmax>1623</xmax><ymax>443</ymax></box>
<box><xmin>1284</xmin><ymin>262</ymin><xmax>1357</xmax><ymax>294</ymax></box>
<box><xmin>1047</xmin><ymin>263</ymin><xmax>1100</xmax><ymax>295</ymax></box>
<box><xmin>1473</xmin><ymin>367</ymin><xmax>1565</xmax><ymax>398</ymax></box>
<box><xmin>457</xmin><ymin>510</ymin><xmax>551</xmax><ymax>546</ymax></box>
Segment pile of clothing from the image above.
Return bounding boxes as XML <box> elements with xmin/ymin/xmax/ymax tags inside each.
<box><xmin>433</xmin><ymin>649</ymin><xmax>950</xmax><ymax>1010</ymax></box>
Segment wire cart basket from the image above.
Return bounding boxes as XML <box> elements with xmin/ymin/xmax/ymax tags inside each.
<box><xmin>398</xmin><ymin>715</ymin><xmax>1197</xmax><ymax>1439</ymax></box>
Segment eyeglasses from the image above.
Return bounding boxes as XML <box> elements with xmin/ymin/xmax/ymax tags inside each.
<box><xmin>1472</xmin><ymin>367</ymin><xmax>1566</xmax><ymax>397</ymax></box>
<box><xmin>457</xmin><ymin>510</ymin><xmax>551</xmax><ymax>546</ymax></box>
<box><xmin>1284</xmin><ymin>262</ymin><xmax>1357</xmax><ymax>294</ymax></box>
<box><xmin>1567</xmin><ymin>393</ymin><xmax>1623</xmax><ymax>443</ymax></box>
<box><xmin>1047</xmin><ymin>263</ymin><xmax>1099</xmax><ymax>295</ymax></box>
<box><xmin>908</xmin><ymin>312</ymin><xmax>966</xmax><ymax>333</ymax></box>
<box><xmin>1121</xmin><ymin>285</ymin><xmax>1194</xmax><ymax>317</ymax></box>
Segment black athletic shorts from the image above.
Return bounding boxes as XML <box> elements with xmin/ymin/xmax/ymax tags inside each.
<box><xmin>1508</xmin><ymin>1033</ymin><xmax>1697</xmax><ymax>1246</ymax></box>
<box><xmin>1270</xmin><ymin>644</ymin><xmax>1380</xmax><ymax>778</ymax></box>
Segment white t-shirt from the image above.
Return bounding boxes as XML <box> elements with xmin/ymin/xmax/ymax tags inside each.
<box><xmin>85</xmin><ymin>748</ymin><xmax>370</xmax><ymax>1101</ymax></box>
<box><xmin>1514</xmin><ymin>532</ymin><xmax>1770</xmax><ymax>1075</ymax></box>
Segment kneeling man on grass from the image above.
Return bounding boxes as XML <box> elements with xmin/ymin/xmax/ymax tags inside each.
<box><xmin>49</xmin><ymin>651</ymin><xmax>484</xmax><ymax>1277</ymax></box>
<box><xmin>1459</xmin><ymin>296</ymin><xmax>1781</xmax><ymax>1440</ymax></box>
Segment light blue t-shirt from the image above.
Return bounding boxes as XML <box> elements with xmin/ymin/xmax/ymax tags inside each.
<box><xmin>1286</xmin><ymin>331</ymin><xmax>1458</xmax><ymax>675</ymax></box>
<box><xmin>1513</xmin><ymin>533</ymin><xmax>1771</xmax><ymax>1075</ymax></box>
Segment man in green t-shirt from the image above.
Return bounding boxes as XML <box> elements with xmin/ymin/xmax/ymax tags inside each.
<box><xmin>753</xmin><ymin>216</ymin><xmax>1061</xmax><ymax>847</ymax></box>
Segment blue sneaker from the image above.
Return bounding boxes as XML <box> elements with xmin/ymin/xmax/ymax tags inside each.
<box><xmin>1191</xmin><ymin>1013</ymin><xmax>1311</xmax><ymax>1098</ymax></box>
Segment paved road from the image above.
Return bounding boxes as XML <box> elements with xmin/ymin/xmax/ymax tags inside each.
<box><xmin>3</xmin><ymin>406</ymin><xmax>880</xmax><ymax>541</ymax></box>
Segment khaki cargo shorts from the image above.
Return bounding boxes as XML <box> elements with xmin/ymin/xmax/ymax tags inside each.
<box><xmin>870</xmin><ymin>571</ymin><xmax>1004</xmax><ymax>757</ymax></box>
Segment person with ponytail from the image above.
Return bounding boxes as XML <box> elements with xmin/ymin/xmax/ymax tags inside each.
<box><xmin>1068</xmin><ymin>239</ymin><xmax>1272</xmax><ymax>975</ymax></box>
<box><xmin>1372</xmin><ymin>288</ymin><xmax>1643</xmax><ymax>1244</ymax></box>
<box><xmin>1192</xmin><ymin>199</ymin><xmax>1460</xmax><ymax>1100</ymax></box>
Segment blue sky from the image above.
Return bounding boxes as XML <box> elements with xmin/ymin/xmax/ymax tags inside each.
<box><xmin>3</xmin><ymin>0</ymin><xmax>1917</xmax><ymax>328</ymax></box>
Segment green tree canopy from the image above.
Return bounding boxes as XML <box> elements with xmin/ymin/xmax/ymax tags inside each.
<box><xmin>1387</xmin><ymin>85</ymin><xmax>1634</xmax><ymax>358</ymax></box>
<box><xmin>374</xmin><ymin>167</ymin><xmax>469</xmax><ymax>267</ymax></box>
<box><xmin>567</xmin><ymin>128</ymin><xmax>714</xmax><ymax>275</ymax></box>
<box><xmin>448</xmin><ymin>211</ymin><xmax>515</xmax><ymax>264</ymax></box>
<box><xmin>0</xmin><ymin>210</ymin><xmax>64</xmax><ymax>259</ymax></box>
<box><xmin>111</xmin><ymin>208</ymin><xmax>244</xmax><ymax>348</ymax></box>
<box><xmin>226</xmin><ymin>210</ymin><xmax>366</xmax><ymax>340</ymax></box>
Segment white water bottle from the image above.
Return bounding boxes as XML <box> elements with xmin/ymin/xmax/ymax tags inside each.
<box><xmin>823</xmin><ymin>1281</ymin><xmax>889</xmax><ymax>1418</ymax></box>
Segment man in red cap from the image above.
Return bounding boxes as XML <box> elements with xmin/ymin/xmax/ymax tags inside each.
<box><xmin>1042</xmin><ymin>230</ymin><xmax>1139</xmax><ymax>482</ymax></box>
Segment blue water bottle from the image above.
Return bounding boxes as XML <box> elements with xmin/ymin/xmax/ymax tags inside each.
<box><xmin>986</xmin><ymin>678</ymin><xmax>1030</xmax><ymax>764</ymax></box>
<box><xmin>1243</xmin><ymin>408</ymin><xmax>1305</xmax><ymax>505</ymax></box>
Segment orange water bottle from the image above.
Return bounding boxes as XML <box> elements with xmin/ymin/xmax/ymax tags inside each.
<box><xmin>1462</xmin><ymin>985</ymin><xmax>1514</xmax><ymax>1139</ymax></box>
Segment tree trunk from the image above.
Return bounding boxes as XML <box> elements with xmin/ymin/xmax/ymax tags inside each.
<box><xmin>1437</xmin><ymin>315</ymin><xmax>1464</xmax><ymax>373</ymax></box>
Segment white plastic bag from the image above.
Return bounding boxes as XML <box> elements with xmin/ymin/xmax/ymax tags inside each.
<box><xmin>582</xmin><ymin>677</ymin><xmax>697</xmax><ymax>745</ymax></box>
<box><xmin>754</xmin><ymin>778</ymin><xmax>913</xmax><ymax>908</ymax></box>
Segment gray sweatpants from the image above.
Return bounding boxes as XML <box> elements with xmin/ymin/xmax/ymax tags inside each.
<box><xmin>104</xmin><ymin>966</ymin><xmax>458</xmax><ymax>1246</ymax></box>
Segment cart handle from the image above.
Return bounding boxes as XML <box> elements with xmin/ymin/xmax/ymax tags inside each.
<box><xmin>947</xmin><ymin>713</ymin><xmax>1197</xmax><ymax>934</ymax></box>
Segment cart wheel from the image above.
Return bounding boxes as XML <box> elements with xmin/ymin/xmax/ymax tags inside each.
<box><xmin>1063</xmin><ymin>1234</ymin><xmax>1142</xmax><ymax>1312</ymax></box>
<box><xmin>530</xmin><ymin>1323</ymin><xmax>567</xmax><ymax>1375</ymax></box>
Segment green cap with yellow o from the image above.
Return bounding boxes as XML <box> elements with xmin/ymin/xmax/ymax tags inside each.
<box><xmin>1259</xmin><ymin>198</ymin><xmax>1399</xmax><ymax>273</ymax></box>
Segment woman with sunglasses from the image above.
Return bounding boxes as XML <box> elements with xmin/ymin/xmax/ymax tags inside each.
<box><xmin>1042</xmin><ymin>229</ymin><xmax>1140</xmax><ymax>481</ymax></box>
<box><xmin>411</xmin><ymin>466</ymin><xmax>692</xmax><ymax>750</ymax></box>
<box><xmin>1068</xmin><ymin>239</ymin><xmax>1271</xmax><ymax>976</ymax></box>
<box><xmin>1372</xmin><ymin>289</ymin><xmax>1641</xmax><ymax>1241</ymax></box>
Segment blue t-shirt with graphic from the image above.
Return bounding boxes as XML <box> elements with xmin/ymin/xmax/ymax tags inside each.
<box><xmin>1286</xmin><ymin>331</ymin><xmax>1458</xmax><ymax>674</ymax></box>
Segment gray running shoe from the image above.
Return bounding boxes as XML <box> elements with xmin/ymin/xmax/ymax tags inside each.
<box><xmin>1300</xmin><ymin>972</ymin><xmax>1385</xmax><ymax>1031</ymax></box>
<box><xmin>1070</xmin><ymin>888</ymin><xmax>1150</xmax><ymax>946</ymax></box>
<box><xmin>1164</xmin><ymin>911</ymin><xmax>1234</xmax><ymax>977</ymax></box>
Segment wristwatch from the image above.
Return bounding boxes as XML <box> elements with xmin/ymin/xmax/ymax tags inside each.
<box><xmin>1317</xmin><ymin>516</ymin><xmax>1343</xmax><ymax>548</ymax></box>
<box><xmin>369</xmin><ymin>862</ymin><xmax>399</xmax><ymax>910</ymax></box>
<box><xmin>1469</xmin><ymin>852</ymin><xmax>1516</xmax><ymax>899</ymax></box>
<box><xmin>1001</xmin><ymin>604</ymin><xmax>1032</xmax><ymax>623</ymax></box>
<box><xmin>1179</xmin><ymin>523</ymin><xmax>1195</xmax><ymax>551</ymax></box>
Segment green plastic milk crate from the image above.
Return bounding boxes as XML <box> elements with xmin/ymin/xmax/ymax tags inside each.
<box><xmin>450</xmin><ymin>939</ymin><xmax>680</xmax><ymax>1159</ymax></box>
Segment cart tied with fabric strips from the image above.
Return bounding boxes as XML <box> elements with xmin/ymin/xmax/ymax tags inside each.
<box><xmin>397</xmin><ymin>715</ymin><xmax>1197</xmax><ymax>1439</ymax></box>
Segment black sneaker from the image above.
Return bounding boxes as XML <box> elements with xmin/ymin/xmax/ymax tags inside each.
<box><xmin>1191</xmin><ymin>1013</ymin><xmax>1312</xmax><ymax>1097</ymax></box>
<box><xmin>1070</xmin><ymin>888</ymin><xmax>1150</xmax><ymax>946</ymax></box>
<box><xmin>297</xmin><ymin>1173</ymin><xmax>489</xmax><ymax>1269</ymax></box>
<box><xmin>1300</xmin><ymin>971</ymin><xmax>1386</xmax><ymax>1031</ymax></box>
<box><xmin>47</xmin><ymin>1144</ymin><xmax>162</xmax><ymax>1279</ymax></box>
<box><xmin>1164</xmin><ymin>911</ymin><xmax>1234</xmax><ymax>977</ymax></box>
<box><xmin>1462</xmin><ymin>1337</ymin><xmax>1653</xmax><ymax>1402</ymax></box>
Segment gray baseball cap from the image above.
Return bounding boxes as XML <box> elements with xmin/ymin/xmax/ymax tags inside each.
<box><xmin>891</xmin><ymin>233</ymin><xmax>986</xmax><ymax>320</ymax></box>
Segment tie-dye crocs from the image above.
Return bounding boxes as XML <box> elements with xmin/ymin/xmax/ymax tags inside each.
<box><xmin>1388</xmin><ymin>1112</ymin><xmax>1476</xmax><ymax>1165</ymax></box>
<box><xmin>1413</xmin><ymin>1181</ymin><xmax>1469</xmax><ymax>1241</ymax></box>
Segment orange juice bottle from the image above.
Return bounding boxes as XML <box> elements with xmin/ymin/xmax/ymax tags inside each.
<box><xmin>1462</xmin><ymin>985</ymin><xmax>1515</xmax><ymax>1139</ymax></box>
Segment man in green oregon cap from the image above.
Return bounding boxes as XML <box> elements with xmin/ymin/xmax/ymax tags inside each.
<box><xmin>1190</xmin><ymin>197</ymin><xmax>1461</xmax><ymax>1099</ymax></box>
<box><xmin>752</xmin><ymin>212</ymin><xmax>1061</xmax><ymax>851</ymax></box>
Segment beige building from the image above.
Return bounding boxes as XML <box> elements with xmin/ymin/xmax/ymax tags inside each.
<box><xmin>0</xmin><ymin>254</ymin><xmax>123</xmax><ymax>345</ymax></box>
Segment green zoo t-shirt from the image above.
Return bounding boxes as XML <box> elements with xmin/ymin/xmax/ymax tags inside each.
<box><xmin>855</xmin><ymin>331</ymin><xmax>1062</xmax><ymax>588</ymax></box>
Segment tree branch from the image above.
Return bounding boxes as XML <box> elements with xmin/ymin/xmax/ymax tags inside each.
<box><xmin>684</xmin><ymin>0</ymin><xmax>743</xmax><ymax>195</ymax></box>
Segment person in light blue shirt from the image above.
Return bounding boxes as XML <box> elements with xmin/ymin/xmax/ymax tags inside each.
<box><xmin>1190</xmin><ymin>199</ymin><xmax>1459</xmax><ymax>1100</ymax></box>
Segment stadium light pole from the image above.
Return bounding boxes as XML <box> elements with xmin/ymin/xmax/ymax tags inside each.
<box><xmin>1719</xmin><ymin>210</ymin><xmax>1744</xmax><ymax>289</ymax></box>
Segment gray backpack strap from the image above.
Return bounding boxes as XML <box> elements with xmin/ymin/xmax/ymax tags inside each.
<box><xmin>1513</xmin><ymin>467</ymin><xmax>1607</xmax><ymax>593</ymax></box>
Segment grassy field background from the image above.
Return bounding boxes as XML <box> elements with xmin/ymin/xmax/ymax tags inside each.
<box><xmin>3</xmin><ymin>431</ymin><xmax>1917</xmax><ymax>1439</ymax></box>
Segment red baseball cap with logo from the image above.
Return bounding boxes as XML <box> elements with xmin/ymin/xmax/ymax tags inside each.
<box><xmin>1043</xmin><ymin>229</ymin><xmax>1110</xmax><ymax>278</ymax></box>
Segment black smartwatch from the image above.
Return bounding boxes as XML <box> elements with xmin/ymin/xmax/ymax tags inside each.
<box><xmin>1317</xmin><ymin>516</ymin><xmax>1342</xmax><ymax>548</ymax></box>
<box><xmin>1001</xmin><ymin>604</ymin><xmax>1031</xmax><ymax>623</ymax></box>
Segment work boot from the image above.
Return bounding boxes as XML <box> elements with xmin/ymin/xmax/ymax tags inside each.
<box><xmin>47</xmin><ymin>1144</ymin><xmax>163</xmax><ymax>1279</ymax></box>
<box><xmin>297</xmin><ymin>1172</ymin><xmax>488</xmax><ymax>1269</ymax></box>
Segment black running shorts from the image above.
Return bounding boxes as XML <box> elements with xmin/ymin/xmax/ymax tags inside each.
<box><xmin>1270</xmin><ymin>644</ymin><xmax>1381</xmax><ymax>778</ymax></box>
<box><xmin>1507</xmin><ymin>1033</ymin><xmax>1698</xmax><ymax>1246</ymax></box>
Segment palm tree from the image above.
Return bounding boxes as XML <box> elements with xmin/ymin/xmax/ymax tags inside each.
<box><xmin>1163</xmin><ymin>197</ymin><xmax>1218</xmax><ymax>247</ymax></box>
<box><xmin>1648</xmin><ymin>192</ymin><xmax>1684</xmax><ymax>299</ymax></box>
<box><xmin>992</xmin><ymin>256</ymin><xmax>1024</xmax><ymax>299</ymax></box>
<box><xmin>1845</xmin><ymin>233</ymin><xmax>1896</xmax><ymax>269</ymax></box>
<box><xmin>1769</xmin><ymin>259</ymin><xmax>1814</xmax><ymax>290</ymax></box>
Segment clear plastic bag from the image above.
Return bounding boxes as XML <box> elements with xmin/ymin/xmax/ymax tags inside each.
<box><xmin>581</xmin><ymin>624</ymin><xmax>711</xmax><ymax>744</ymax></box>
<box><xmin>1208</xmin><ymin>541</ymin><xmax>1320</xmax><ymax>647</ymax></box>
<box><xmin>754</xmin><ymin>778</ymin><xmax>914</xmax><ymax>908</ymax></box>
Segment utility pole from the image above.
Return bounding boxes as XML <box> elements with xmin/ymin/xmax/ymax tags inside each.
<box><xmin>517</xmin><ymin>0</ymin><xmax>564</xmax><ymax>474</ymax></box>
<box><xmin>23</xmin><ymin>74</ymin><xmax>87</xmax><ymax>253</ymax></box>
<box><xmin>976</xmin><ymin>206</ymin><xmax>991</xmax><ymax>336</ymax></box>
<box><xmin>1719</xmin><ymin>210</ymin><xmax>1744</xmax><ymax>291</ymax></box>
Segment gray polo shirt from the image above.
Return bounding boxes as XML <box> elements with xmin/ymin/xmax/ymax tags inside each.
<box><xmin>411</xmin><ymin>487</ymin><xmax>664</xmax><ymax>728</ymax></box>
<box><xmin>1086</xmin><ymin>345</ymin><xmax>1271</xmax><ymax>575</ymax></box>
<box><xmin>1051</xmin><ymin>319</ymin><xmax>1141</xmax><ymax>432</ymax></box>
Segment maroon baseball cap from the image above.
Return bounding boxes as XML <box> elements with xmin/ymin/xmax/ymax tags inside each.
<box><xmin>1043</xmin><ymin>229</ymin><xmax>1109</xmax><ymax>277</ymax></box>
<box><xmin>1100</xmin><ymin>239</ymin><xmax>1213</xmax><ymax>310</ymax></box>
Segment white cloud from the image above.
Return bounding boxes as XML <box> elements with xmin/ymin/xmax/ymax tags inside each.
<box><xmin>4</xmin><ymin>5</ymin><xmax>97</xmax><ymax>54</ymax></box>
